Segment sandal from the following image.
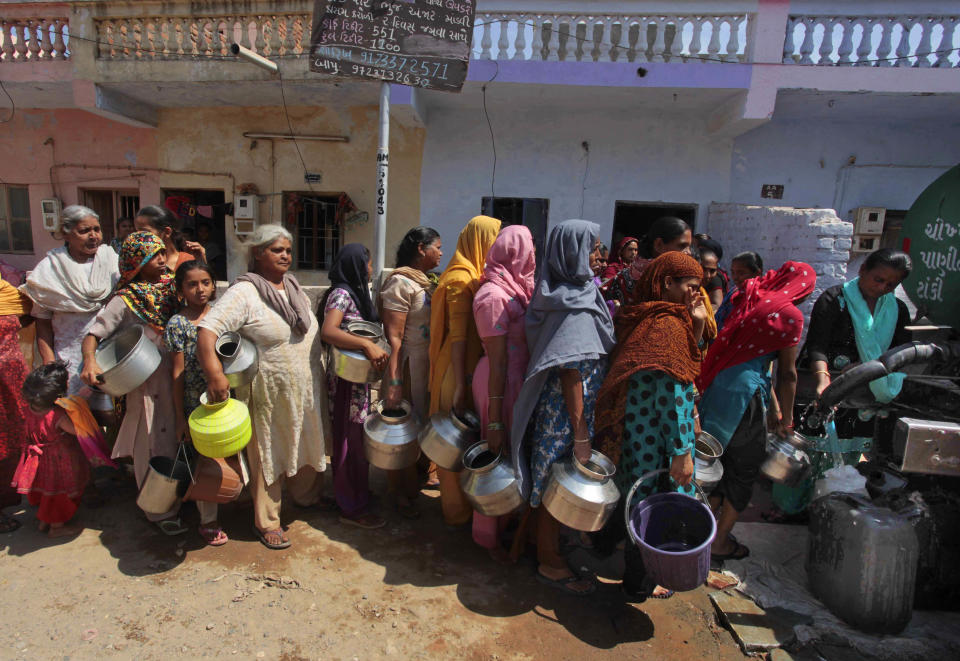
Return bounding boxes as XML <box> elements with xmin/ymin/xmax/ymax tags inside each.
<box><xmin>395</xmin><ymin>499</ymin><xmax>421</xmax><ymax>520</ymax></box>
<box><xmin>536</xmin><ymin>569</ymin><xmax>597</xmax><ymax>597</ymax></box>
<box><xmin>156</xmin><ymin>517</ymin><xmax>188</xmax><ymax>536</ymax></box>
<box><xmin>199</xmin><ymin>523</ymin><xmax>229</xmax><ymax>547</ymax></box>
<box><xmin>711</xmin><ymin>539</ymin><xmax>750</xmax><ymax>563</ymax></box>
<box><xmin>339</xmin><ymin>513</ymin><xmax>386</xmax><ymax>530</ymax></box>
<box><xmin>0</xmin><ymin>512</ymin><xmax>21</xmax><ymax>534</ymax></box>
<box><xmin>254</xmin><ymin>527</ymin><xmax>291</xmax><ymax>550</ymax></box>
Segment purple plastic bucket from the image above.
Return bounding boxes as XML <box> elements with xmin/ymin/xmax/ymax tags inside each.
<box><xmin>625</xmin><ymin>469</ymin><xmax>717</xmax><ymax>592</ymax></box>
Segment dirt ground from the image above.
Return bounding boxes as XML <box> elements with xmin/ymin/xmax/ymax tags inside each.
<box><xmin>0</xmin><ymin>469</ymin><xmax>748</xmax><ymax>660</ymax></box>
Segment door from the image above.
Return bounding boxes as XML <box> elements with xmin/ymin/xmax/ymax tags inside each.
<box><xmin>611</xmin><ymin>202</ymin><xmax>697</xmax><ymax>252</ymax></box>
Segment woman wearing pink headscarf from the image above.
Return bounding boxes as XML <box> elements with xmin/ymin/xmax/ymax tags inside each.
<box><xmin>471</xmin><ymin>225</ymin><xmax>536</xmax><ymax>561</ymax></box>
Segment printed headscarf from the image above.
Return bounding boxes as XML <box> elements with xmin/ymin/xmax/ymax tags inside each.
<box><xmin>321</xmin><ymin>243</ymin><xmax>378</xmax><ymax>322</ymax></box>
<box><xmin>601</xmin><ymin>235</ymin><xmax>639</xmax><ymax>282</ymax></box>
<box><xmin>480</xmin><ymin>225</ymin><xmax>536</xmax><ymax>307</ymax></box>
<box><xmin>594</xmin><ymin>252</ymin><xmax>704</xmax><ymax>464</ymax></box>
<box><xmin>697</xmin><ymin>261</ymin><xmax>816</xmax><ymax>392</ymax></box>
<box><xmin>116</xmin><ymin>231</ymin><xmax>178</xmax><ymax>332</ymax></box>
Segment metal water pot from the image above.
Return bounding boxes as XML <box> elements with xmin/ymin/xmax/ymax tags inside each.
<box><xmin>694</xmin><ymin>431</ymin><xmax>724</xmax><ymax>495</ymax></box>
<box><xmin>86</xmin><ymin>386</ymin><xmax>114</xmax><ymax>413</ymax></box>
<box><xmin>542</xmin><ymin>450</ymin><xmax>621</xmax><ymax>532</ymax></box>
<box><xmin>363</xmin><ymin>399</ymin><xmax>422</xmax><ymax>470</ymax></box>
<box><xmin>331</xmin><ymin>320</ymin><xmax>392</xmax><ymax>384</ymax></box>
<box><xmin>761</xmin><ymin>431</ymin><xmax>812</xmax><ymax>487</ymax></box>
<box><xmin>460</xmin><ymin>442</ymin><xmax>524</xmax><ymax>517</ymax></box>
<box><xmin>418</xmin><ymin>409</ymin><xmax>480</xmax><ymax>471</ymax></box>
<box><xmin>215</xmin><ymin>331</ymin><xmax>259</xmax><ymax>388</ymax></box>
<box><xmin>94</xmin><ymin>325</ymin><xmax>162</xmax><ymax>397</ymax></box>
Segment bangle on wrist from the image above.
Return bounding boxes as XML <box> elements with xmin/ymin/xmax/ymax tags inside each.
<box><xmin>486</xmin><ymin>422</ymin><xmax>504</xmax><ymax>431</ymax></box>
<box><xmin>574</xmin><ymin>438</ymin><xmax>591</xmax><ymax>444</ymax></box>
<box><xmin>815</xmin><ymin>370</ymin><xmax>830</xmax><ymax>377</ymax></box>
<box><xmin>387</xmin><ymin>379</ymin><xmax>402</xmax><ymax>386</ymax></box>
<box><xmin>488</xmin><ymin>395</ymin><xmax>504</xmax><ymax>400</ymax></box>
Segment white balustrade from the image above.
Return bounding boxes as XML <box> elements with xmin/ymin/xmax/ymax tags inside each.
<box><xmin>783</xmin><ymin>15</ymin><xmax>960</xmax><ymax>67</ymax></box>
<box><xmin>94</xmin><ymin>14</ymin><xmax>311</xmax><ymax>60</ymax></box>
<box><xmin>0</xmin><ymin>18</ymin><xmax>69</xmax><ymax>62</ymax></box>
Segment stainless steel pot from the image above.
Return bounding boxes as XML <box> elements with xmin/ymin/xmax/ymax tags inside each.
<box><xmin>460</xmin><ymin>442</ymin><xmax>524</xmax><ymax>517</ymax></box>
<box><xmin>761</xmin><ymin>432</ymin><xmax>812</xmax><ymax>487</ymax></box>
<box><xmin>216</xmin><ymin>331</ymin><xmax>259</xmax><ymax>388</ymax></box>
<box><xmin>694</xmin><ymin>431</ymin><xmax>724</xmax><ymax>495</ymax></box>
<box><xmin>542</xmin><ymin>450</ymin><xmax>621</xmax><ymax>532</ymax></box>
<box><xmin>331</xmin><ymin>320</ymin><xmax>391</xmax><ymax>384</ymax></box>
<box><xmin>418</xmin><ymin>409</ymin><xmax>480</xmax><ymax>471</ymax></box>
<box><xmin>363</xmin><ymin>399</ymin><xmax>422</xmax><ymax>470</ymax></box>
<box><xmin>95</xmin><ymin>325</ymin><xmax>162</xmax><ymax>397</ymax></box>
<box><xmin>86</xmin><ymin>386</ymin><xmax>114</xmax><ymax>413</ymax></box>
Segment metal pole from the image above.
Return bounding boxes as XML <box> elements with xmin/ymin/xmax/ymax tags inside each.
<box><xmin>375</xmin><ymin>82</ymin><xmax>390</xmax><ymax>280</ymax></box>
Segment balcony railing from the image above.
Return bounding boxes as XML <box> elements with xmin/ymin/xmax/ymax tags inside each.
<box><xmin>783</xmin><ymin>15</ymin><xmax>960</xmax><ymax>67</ymax></box>
<box><xmin>0</xmin><ymin>18</ymin><xmax>70</xmax><ymax>62</ymax></box>
<box><xmin>90</xmin><ymin>10</ymin><xmax>750</xmax><ymax>64</ymax></box>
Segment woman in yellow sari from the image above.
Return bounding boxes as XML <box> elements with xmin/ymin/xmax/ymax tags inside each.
<box><xmin>428</xmin><ymin>215</ymin><xmax>501</xmax><ymax>526</ymax></box>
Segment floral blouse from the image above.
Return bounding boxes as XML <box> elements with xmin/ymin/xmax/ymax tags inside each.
<box><xmin>325</xmin><ymin>287</ymin><xmax>372</xmax><ymax>424</ymax></box>
<box><xmin>164</xmin><ymin>313</ymin><xmax>206</xmax><ymax>416</ymax></box>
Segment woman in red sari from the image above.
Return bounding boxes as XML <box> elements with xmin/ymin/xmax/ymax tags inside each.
<box><xmin>0</xmin><ymin>279</ymin><xmax>30</xmax><ymax>533</ymax></box>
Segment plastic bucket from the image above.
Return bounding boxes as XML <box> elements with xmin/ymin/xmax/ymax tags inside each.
<box><xmin>625</xmin><ymin>469</ymin><xmax>717</xmax><ymax>592</ymax></box>
<box><xmin>136</xmin><ymin>446</ymin><xmax>193</xmax><ymax>514</ymax></box>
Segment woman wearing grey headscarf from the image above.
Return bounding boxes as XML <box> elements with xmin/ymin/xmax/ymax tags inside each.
<box><xmin>511</xmin><ymin>219</ymin><xmax>616</xmax><ymax>596</ymax></box>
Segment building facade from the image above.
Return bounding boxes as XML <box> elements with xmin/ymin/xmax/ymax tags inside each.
<box><xmin>2</xmin><ymin>0</ymin><xmax>959</xmax><ymax>298</ymax></box>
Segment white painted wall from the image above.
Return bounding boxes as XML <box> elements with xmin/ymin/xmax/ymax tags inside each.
<box><xmin>729</xmin><ymin>118</ymin><xmax>960</xmax><ymax>222</ymax></box>
<box><xmin>419</xmin><ymin>106</ymin><xmax>733</xmax><ymax>262</ymax></box>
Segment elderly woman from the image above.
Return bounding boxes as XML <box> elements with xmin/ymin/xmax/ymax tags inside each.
<box><xmin>0</xmin><ymin>279</ymin><xmax>31</xmax><ymax>533</ymax></box>
<box><xmin>594</xmin><ymin>252</ymin><xmax>705</xmax><ymax>601</ymax></box>
<box><xmin>80</xmin><ymin>231</ymin><xmax>183</xmax><ymax>533</ymax></box>
<box><xmin>698</xmin><ymin>261</ymin><xmax>815</xmax><ymax>561</ymax></box>
<box><xmin>21</xmin><ymin>205</ymin><xmax>119</xmax><ymax>396</ymax></box>
<box><xmin>380</xmin><ymin>227</ymin><xmax>443</xmax><ymax>515</ymax></box>
<box><xmin>512</xmin><ymin>219</ymin><xmax>615</xmax><ymax>596</ymax></box>
<box><xmin>135</xmin><ymin>205</ymin><xmax>206</xmax><ymax>271</ymax></box>
<box><xmin>196</xmin><ymin>225</ymin><xmax>329</xmax><ymax>550</ymax></box>
<box><xmin>428</xmin><ymin>215</ymin><xmax>501</xmax><ymax>528</ymax></box>
<box><xmin>471</xmin><ymin>225</ymin><xmax>536</xmax><ymax>559</ymax></box>
<box><xmin>769</xmin><ymin>249</ymin><xmax>912</xmax><ymax>519</ymax></box>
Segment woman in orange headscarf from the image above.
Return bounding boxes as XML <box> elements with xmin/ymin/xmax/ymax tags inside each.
<box><xmin>428</xmin><ymin>215</ymin><xmax>501</xmax><ymax>527</ymax></box>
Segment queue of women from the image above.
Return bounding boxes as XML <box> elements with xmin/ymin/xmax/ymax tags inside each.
<box><xmin>0</xmin><ymin>202</ymin><xmax>914</xmax><ymax>601</ymax></box>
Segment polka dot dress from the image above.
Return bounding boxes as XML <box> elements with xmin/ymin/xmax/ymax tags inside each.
<box><xmin>615</xmin><ymin>370</ymin><xmax>697</xmax><ymax>501</ymax></box>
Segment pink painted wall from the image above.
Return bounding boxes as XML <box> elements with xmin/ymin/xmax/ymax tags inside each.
<box><xmin>0</xmin><ymin>108</ymin><xmax>158</xmax><ymax>270</ymax></box>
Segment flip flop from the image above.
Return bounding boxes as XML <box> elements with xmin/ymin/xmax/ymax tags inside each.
<box><xmin>254</xmin><ymin>527</ymin><xmax>291</xmax><ymax>550</ymax></box>
<box><xmin>711</xmin><ymin>540</ymin><xmax>750</xmax><ymax>563</ymax></box>
<box><xmin>0</xmin><ymin>512</ymin><xmax>21</xmax><ymax>534</ymax></box>
<box><xmin>536</xmin><ymin>570</ymin><xmax>597</xmax><ymax>597</ymax></box>
<box><xmin>156</xmin><ymin>517</ymin><xmax>188</xmax><ymax>536</ymax></box>
<box><xmin>198</xmin><ymin>524</ymin><xmax>229</xmax><ymax>547</ymax></box>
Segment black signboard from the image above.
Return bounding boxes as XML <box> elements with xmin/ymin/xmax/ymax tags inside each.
<box><xmin>310</xmin><ymin>0</ymin><xmax>476</xmax><ymax>92</ymax></box>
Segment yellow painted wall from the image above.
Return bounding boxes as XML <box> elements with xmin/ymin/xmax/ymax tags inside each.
<box><xmin>155</xmin><ymin>105</ymin><xmax>424</xmax><ymax>284</ymax></box>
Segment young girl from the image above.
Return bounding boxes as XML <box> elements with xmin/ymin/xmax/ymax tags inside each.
<box><xmin>164</xmin><ymin>260</ymin><xmax>227</xmax><ymax>546</ymax></box>
<box><xmin>13</xmin><ymin>361</ymin><xmax>111</xmax><ymax>537</ymax></box>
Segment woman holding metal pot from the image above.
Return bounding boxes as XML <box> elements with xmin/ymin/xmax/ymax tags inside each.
<box><xmin>22</xmin><ymin>205</ymin><xmax>119</xmax><ymax>396</ymax></box>
<box><xmin>319</xmin><ymin>243</ymin><xmax>389</xmax><ymax>530</ymax></box>
<box><xmin>196</xmin><ymin>225</ymin><xmax>329</xmax><ymax>550</ymax></box>
<box><xmin>593</xmin><ymin>252</ymin><xmax>706</xmax><ymax>601</ymax></box>
<box><xmin>80</xmin><ymin>231</ymin><xmax>182</xmax><ymax>533</ymax></box>
<box><xmin>380</xmin><ymin>227</ymin><xmax>443</xmax><ymax>517</ymax></box>
<box><xmin>512</xmin><ymin>219</ymin><xmax>615</xmax><ymax>596</ymax></box>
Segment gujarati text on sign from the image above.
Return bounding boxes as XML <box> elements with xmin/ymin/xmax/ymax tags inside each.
<box><xmin>310</xmin><ymin>0</ymin><xmax>476</xmax><ymax>92</ymax></box>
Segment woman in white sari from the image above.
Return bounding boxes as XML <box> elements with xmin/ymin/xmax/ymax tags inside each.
<box><xmin>21</xmin><ymin>205</ymin><xmax>119</xmax><ymax>395</ymax></box>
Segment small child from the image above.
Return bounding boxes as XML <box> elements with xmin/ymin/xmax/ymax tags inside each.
<box><xmin>13</xmin><ymin>361</ymin><xmax>102</xmax><ymax>537</ymax></box>
<box><xmin>164</xmin><ymin>260</ymin><xmax>227</xmax><ymax>546</ymax></box>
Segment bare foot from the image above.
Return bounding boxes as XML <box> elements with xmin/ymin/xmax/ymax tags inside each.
<box><xmin>37</xmin><ymin>521</ymin><xmax>50</xmax><ymax>532</ymax></box>
<box><xmin>488</xmin><ymin>545</ymin><xmax>514</xmax><ymax>565</ymax></box>
<box><xmin>48</xmin><ymin>523</ymin><xmax>82</xmax><ymax>538</ymax></box>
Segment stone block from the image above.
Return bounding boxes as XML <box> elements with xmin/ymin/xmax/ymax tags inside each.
<box><xmin>817</xmin><ymin>222</ymin><xmax>854</xmax><ymax>236</ymax></box>
<box><xmin>817</xmin><ymin>237</ymin><xmax>835</xmax><ymax>250</ymax></box>
<box><xmin>835</xmin><ymin>237</ymin><xmax>853</xmax><ymax>250</ymax></box>
<box><xmin>816</xmin><ymin>249</ymin><xmax>848</xmax><ymax>263</ymax></box>
<box><xmin>709</xmin><ymin>590</ymin><xmax>811</xmax><ymax>653</ymax></box>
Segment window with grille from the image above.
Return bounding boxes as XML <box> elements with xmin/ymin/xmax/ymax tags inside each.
<box><xmin>481</xmin><ymin>196</ymin><xmax>549</xmax><ymax>277</ymax></box>
<box><xmin>287</xmin><ymin>193</ymin><xmax>341</xmax><ymax>270</ymax></box>
<box><xmin>0</xmin><ymin>185</ymin><xmax>32</xmax><ymax>253</ymax></box>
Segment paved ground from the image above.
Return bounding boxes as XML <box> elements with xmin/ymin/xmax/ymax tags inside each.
<box><xmin>0</xmin><ymin>469</ymin><xmax>747</xmax><ymax>660</ymax></box>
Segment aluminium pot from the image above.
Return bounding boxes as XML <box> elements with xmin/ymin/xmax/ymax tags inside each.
<box><xmin>418</xmin><ymin>409</ymin><xmax>481</xmax><ymax>471</ymax></box>
<box><xmin>94</xmin><ymin>325</ymin><xmax>162</xmax><ymax>397</ymax></box>
<box><xmin>86</xmin><ymin>386</ymin><xmax>115</xmax><ymax>413</ymax></box>
<box><xmin>331</xmin><ymin>320</ymin><xmax>391</xmax><ymax>384</ymax></box>
<box><xmin>136</xmin><ymin>445</ymin><xmax>192</xmax><ymax>515</ymax></box>
<box><xmin>694</xmin><ymin>431</ymin><xmax>724</xmax><ymax>495</ymax></box>
<box><xmin>216</xmin><ymin>331</ymin><xmax>259</xmax><ymax>388</ymax></box>
<box><xmin>363</xmin><ymin>399</ymin><xmax>422</xmax><ymax>470</ymax></box>
<box><xmin>460</xmin><ymin>442</ymin><xmax>524</xmax><ymax>517</ymax></box>
<box><xmin>542</xmin><ymin>450</ymin><xmax>621</xmax><ymax>532</ymax></box>
<box><xmin>761</xmin><ymin>432</ymin><xmax>812</xmax><ymax>487</ymax></box>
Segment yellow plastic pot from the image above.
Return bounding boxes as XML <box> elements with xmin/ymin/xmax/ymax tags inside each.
<box><xmin>188</xmin><ymin>393</ymin><xmax>252</xmax><ymax>458</ymax></box>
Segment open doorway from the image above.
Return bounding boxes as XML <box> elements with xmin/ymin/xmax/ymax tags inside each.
<box><xmin>481</xmin><ymin>196</ymin><xmax>549</xmax><ymax>278</ymax></box>
<box><xmin>161</xmin><ymin>189</ymin><xmax>228</xmax><ymax>280</ymax></box>
<box><xmin>611</xmin><ymin>201</ymin><xmax>697</xmax><ymax>251</ymax></box>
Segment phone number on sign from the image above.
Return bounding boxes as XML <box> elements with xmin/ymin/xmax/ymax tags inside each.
<box><xmin>358</xmin><ymin>52</ymin><xmax>450</xmax><ymax>80</ymax></box>
<box><xmin>348</xmin><ymin>63</ymin><xmax>430</xmax><ymax>86</ymax></box>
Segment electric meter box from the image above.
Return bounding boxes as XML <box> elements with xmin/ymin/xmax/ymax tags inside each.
<box><xmin>234</xmin><ymin>195</ymin><xmax>258</xmax><ymax>220</ymax></box>
<box><xmin>41</xmin><ymin>198</ymin><xmax>61</xmax><ymax>231</ymax></box>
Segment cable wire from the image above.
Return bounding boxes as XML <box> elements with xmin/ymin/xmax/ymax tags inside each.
<box><xmin>277</xmin><ymin>69</ymin><xmax>317</xmax><ymax>195</ymax></box>
<box><xmin>0</xmin><ymin>79</ymin><xmax>14</xmax><ymax>123</ymax></box>
<box><xmin>481</xmin><ymin>60</ymin><xmax>499</xmax><ymax>201</ymax></box>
